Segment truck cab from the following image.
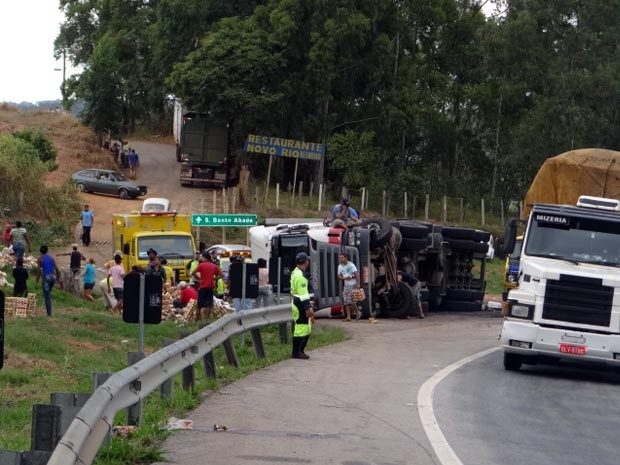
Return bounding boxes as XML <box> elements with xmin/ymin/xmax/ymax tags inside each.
<box><xmin>500</xmin><ymin>196</ymin><xmax>620</xmax><ymax>371</ymax></box>
<box><xmin>113</xmin><ymin>212</ymin><xmax>196</xmax><ymax>282</ymax></box>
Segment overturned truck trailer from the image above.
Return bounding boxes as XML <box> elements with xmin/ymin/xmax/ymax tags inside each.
<box><xmin>249</xmin><ymin>217</ymin><xmax>491</xmax><ymax>317</ymax></box>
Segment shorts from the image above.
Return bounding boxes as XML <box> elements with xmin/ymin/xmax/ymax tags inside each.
<box><xmin>198</xmin><ymin>287</ymin><xmax>214</xmax><ymax>309</ymax></box>
<box><xmin>113</xmin><ymin>287</ymin><xmax>123</xmax><ymax>300</ymax></box>
<box><xmin>342</xmin><ymin>285</ymin><xmax>355</xmax><ymax>305</ymax></box>
<box><xmin>84</xmin><ymin>282</ymin><xmax>95</xmax><ymax>290</ymax></box>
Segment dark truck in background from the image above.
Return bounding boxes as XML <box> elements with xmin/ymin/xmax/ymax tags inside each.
<box><xmin>173</xmin><ymin>100</ymin><xmax>238</xmax><ymax>187</ymax></box>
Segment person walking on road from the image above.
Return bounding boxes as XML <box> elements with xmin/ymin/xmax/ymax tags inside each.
<box><xmin>338</xmin><ymin>253</ymin><xmax>360</xmax><ymax>321</ymax></box>
<box><xmin>192</xmin><ymin>252</ymin><xmax>222</xmax><ymax>319</ymax></box>
<box><xmin>128</xmin><ymin>148</ymin><xmax>140</xmax><ymax>180</ymax></box>
<box><xmin>57</xmin><ymin>243</ymin><xmax>86</xmax><ymax>276</ymax></box>
<box><xmin>80</xmin><ymin>204</ymin><xmax>94</xmax><ymax>246</ymax></box>
<box><xmin>9</xmin><ymin>220</ymin><xmax>31</xmax><ymax>261</ymax></box>
<box><xmin>291</xmin><ymin>252</ymin><xmax>314</xmax><ymax>359</ymax></box>
<box><xmin>36</xmin><ymin>245</ymin><xmax>60</xmax><ymax>316</ymax></box>
<box><xmin>107</xmin><ymin>255</ymin><xmax>125</xmax><ymax>314</ymax></box>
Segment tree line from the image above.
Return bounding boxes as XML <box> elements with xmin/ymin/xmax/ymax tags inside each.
<box><xmin>55</xmin><ymin>0</ymin><xmax>620</xmax><ymax>203</ymax></box>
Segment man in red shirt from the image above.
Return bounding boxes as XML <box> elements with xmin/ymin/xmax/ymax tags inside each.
<box><xmin>173</xmin><ymin>281</ymin><xmax>198</xmax><ymax>309</ymax></box>
<box><xmin>192</xmin><ymin>252</ymin><xmax>222</xmax><ymax>318</ymax></box>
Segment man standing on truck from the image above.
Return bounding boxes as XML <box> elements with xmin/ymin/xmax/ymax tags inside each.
<box><xmin>291</xmin><ymin>252</ymin><xmax>314</xmax><ymax>359</ymax></box>
<box><xmin>192</xmin><ymin>252</ymin><xmax>222</xmax><ymax>319</ymax></box>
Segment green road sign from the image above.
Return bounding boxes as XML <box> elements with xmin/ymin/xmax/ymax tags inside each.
<box><xmin>192</xmin><ymin>213</ymin><xmax>257</xmax><ymax>227</ymax></box>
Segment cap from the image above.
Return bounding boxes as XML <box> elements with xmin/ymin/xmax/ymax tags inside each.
<box><xmin>295</xmin><ymin>252</ymin><xmax>309</xmax><ymax>264</ymax></box>
<box><xmin>72</xmin><ymin>243</ymin><xmax>79</xmax><ymax>249</ymax></box>
<box><xmin>179</xmin><ymin>281</ymin><xmax>188</xmax><ymax>288</ymax></box>
<box><xmin>341</xmin><ymin>198</ymin><xmax>350</xmax><ymax>206</ymax></box>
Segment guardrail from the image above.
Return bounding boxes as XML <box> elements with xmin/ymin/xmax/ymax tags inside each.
<box><xmin>47</xmin><ymin>304</ymin><xmax>292</xmax><ymax>465</ymax></box>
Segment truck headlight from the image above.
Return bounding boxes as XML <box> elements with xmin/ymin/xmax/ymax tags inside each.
<box><xmin>507</xmin><ymin>274</ymin><xmax>516</xmax><ymax>283</ymax></box>
<box><xmin>509</xmin><ymin>303</ymin><xmax>533</xmax><ymax>319</ymax></box>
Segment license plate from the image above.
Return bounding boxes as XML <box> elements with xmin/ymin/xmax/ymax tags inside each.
<box><xmin>559</xmin><ymin>344</ymin><xmax>586</xmax><ymax>356</ymax></box>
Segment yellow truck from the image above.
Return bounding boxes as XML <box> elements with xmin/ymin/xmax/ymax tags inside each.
<box><xmin>112</xmin><ymin>212</ymin><xmax>196</xmax><ymax>281</ymax></box>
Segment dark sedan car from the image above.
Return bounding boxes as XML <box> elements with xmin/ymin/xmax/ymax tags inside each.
<box><xmin>71</xmin><ymin>169</ymin><xmax>147</xmax><ymax>199</ymax></box>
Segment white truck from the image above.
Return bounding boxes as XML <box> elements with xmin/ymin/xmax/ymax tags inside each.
<box><xmin>500</xmin><ymin>195</ymin><xmax>620</xmax><ymax>371</ymax></box>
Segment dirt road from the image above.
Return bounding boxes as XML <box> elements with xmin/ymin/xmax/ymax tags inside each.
<box><xmin>68</xmin><ymin>141</ymin><xmax>218</xmax><ymax>266</ymax></box>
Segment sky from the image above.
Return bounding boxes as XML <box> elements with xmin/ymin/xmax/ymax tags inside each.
<box><xmin>0</xmin><ymin>0</ymin><xmax>79</xmax><ymax>103</ymax></box>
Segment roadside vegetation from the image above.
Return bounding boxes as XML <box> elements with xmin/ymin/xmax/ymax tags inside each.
<box><xmin>0</xmin><ymin>276</ymin><xmax>348</xmax><ymax>463</ymax></box>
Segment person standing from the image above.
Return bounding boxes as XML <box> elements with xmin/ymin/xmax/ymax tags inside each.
<box><xmin>128</xmin><ymin>148</ymin><xmax>140</xmax><ymax>180</ymax></box>
<box><xmin>81</xmin><ymin>258</ymin><xmax>97</xmax><ymax>302</ymax></box>
<box><xmin>255</xmin><ymin>258</ymin><xmax>272</xmax><ymax>308</ymax></box>
<box><xmin>290</xmin><ymin>252</ymin><xmax>314</xmax><ymax>359</ymax></box>
<box><xmin>146</xmin><ymin>255</ymin><xmax>167</xmax><ymax>283</ymax></box>
<box><xmin>12</xmin><ymin>258</ymin><xmax>29</xmax><ymax>297</ymax></box>
<box><xmin>35</xmin><ymin>245</ymin><xmax>60</xmax><ymax>316</ymax></box>
<box><xmin>80</xmin><ymin>204</ymin><xmax>94</xmax><ymax>247</ymax></box>
<box><xmin>9</xmin><ymin>220</ymin><xmax>31</xmax><ymax>261</ymax></box>
<box><xmin>107</xmin><ymin>255</ymin><xmax>125</xmax><ymax>314</ymax></box>
<box><xmin>192</xmin><ymin>252</ymin><xmax>222</xmax><ymax>319</ymax></box>
<box><xmin>57</xmin><ymin>244</ymin><xmax>86</xmax><ymax>275</ymax></box>
<box><xmin>397</xmin><ymin>271</ymin><xmax>425</xmax><ymax>319</ymax></box>
<box><xmin>337</xmin><ymin>253</ymin><xmax>360</xmax><ymax>321</ymax></box>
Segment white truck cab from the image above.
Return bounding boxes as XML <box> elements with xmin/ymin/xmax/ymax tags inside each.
<box><xmin>500</xmin><ymin>196</ymin><xmax>620</xmax><ymax>371</ymax></box>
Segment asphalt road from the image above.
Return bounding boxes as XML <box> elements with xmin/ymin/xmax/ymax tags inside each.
<box><xmin>434</xmin><ymin>349</ymin><xmax>620</xmax><ymax>465</ymax></box>
<box><xmin>152</xmin><ymin>314</ymin><xmax>503</xmax><ymax>465</ymax></box>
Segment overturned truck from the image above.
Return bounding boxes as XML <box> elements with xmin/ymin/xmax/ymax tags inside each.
<box><xmin>249</xmin><ymin>218</ymin><xmax>490</xmax><ymax>317</ymax></box>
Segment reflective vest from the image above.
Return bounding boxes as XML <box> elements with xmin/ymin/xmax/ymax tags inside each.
<box><xmin>291</xmin><ymin>267</ymin><xmax>311</xmax><ymax>337</ymax></box>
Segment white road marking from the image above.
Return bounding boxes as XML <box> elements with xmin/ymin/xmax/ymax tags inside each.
<box><xmin>417</xmin><ymin>347</ymin><xmax>501</xmax><ymax>465</ymax></box>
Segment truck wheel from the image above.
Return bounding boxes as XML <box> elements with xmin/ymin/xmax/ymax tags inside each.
<box><xmin>442</xmin><ymin>227</ymin><xmax>476</xmax><ymax>240</ymax></box>
<box><xmin>428</xmin><ymin>287</ymin><xmax>443</xmax><ymax>311</ymax></box>
<box><xmin>447</xmin><ymin>239</ymin><xmax>489</xmax><ymax>253</ymax></box>
<box><xmin>440</xmin><ymin>300</ymin><xmax>483</xmax><ymax>312</ymax></box>
<box><xmin>446</xmin><ymin>288</ymin><xmax>484</xmax><ymax>301</ymax></box>
<box><xmin>118</xmin><ymin>188</ymin><xmax>129</xmax><ymax>199</ymax></box>
<box><xmin>400</xmin><ymin>237</ymin><xmax>430</xmax><ymax>251</ymax></box>
<box><xmin>504</xmin><ymin>352</ymin><xmax>522</xmax><ymax>371</ymax></box>
<box><xmin>361</xmin><ymin>217</ymin><xmax>392</xmax><ymax>248</ymax></box>
<box><xmin>383</xmin><ymin>282</ymin><xmax>412</xmax><ymax>318</ymax></box>
<box><xmin>473</xmin><ymin>230</ymin><xmax>491</xmax><ymax>243</ymax></box>
<box><xmin>399</xmin><ymin>221</ymin><xmax>431</xmax><ymax>238</ymax></box>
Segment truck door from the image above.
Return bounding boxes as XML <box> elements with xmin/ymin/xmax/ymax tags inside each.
<box><xmin>268</xmin><ymin>233</ymin><xmax>309</xmax><ymax>294</ymax></box>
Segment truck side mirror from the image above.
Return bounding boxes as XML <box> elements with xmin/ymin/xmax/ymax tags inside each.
<box><xmin>123</xmin><ymin>243</ymin><xmax>130</xmax><ymax>255</ymax></box>
<box><xmin>501</xmin><ymin>219</ymin><xmax>518</xmax><ymax>256</ymax></box>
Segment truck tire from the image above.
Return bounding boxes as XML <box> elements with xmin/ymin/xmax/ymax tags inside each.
<box><xmin>400</xmin><ymin>237</ymin><xmax>430</xmax><ymax>251</ymax></box>
<box><xmin>382</xmin><ymin>282</ymin><xmax>412</xmax><ymax>318</ymax></box>
<box><xmin>399</xmin><ymin>221</ymin><xmax>432</xmax><ymax>238</ymax></box>
<box><xmin>447</xmin><ymin>239</ymin><xmax>489</xmax><ymax>253</ymax></box>
<box><xmin>440</xmin><ymin>299</ymin><xmax>483</xmax><ymax>312</ymax></box>
<box><xmin>446</xmin><ymin>288</ymin><xmax>484</xmax><ymax>301</ymax></box>
<box><xmin>473</xmin><ymin>230</ymin><xmax>491</xmax><ymax>243</ymax></box>
<box><xmin>390</xmin><ymin>227</ymin><xmax>402</xmax><ymax>249</ymax></box>
<box><xmin>428</xmin><ymin>286</ymin><xmax>443</xmax><ymax>311</ymax></box>
<box><xmin>442</xmin><ymin>227</ymin><xmax>476</xmax><ymax>240</ymax></box>
<box><xmin>504</xmin><ymin>352</ymin><xmax>522</xmax><ymax>371</ymax></box>
<box><xmin>361</xmin><ymin>217</ymin><xmax>392</xmax><ymax>248</ymax></box>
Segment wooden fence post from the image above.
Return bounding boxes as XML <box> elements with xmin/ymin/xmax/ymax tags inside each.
<box><xmin>481</xmin><ymin>198</ymin><xmax>486</xmax><ymax>226</ymax></box>
<box><xmin>404</xmin><ymin>192</ymin><xmax>408</xmax><ymax>217</ymax></box>
<box><xmin>382</xmin><ymin>191</ymin><xmax>387</xmax><ymax>216</ymax></box>
<box><xmin>424</xmin><ymin>194</ymin><xmax>430</xmax><ymax>220</ymax></box>
<box><xmin>318</xmin><ymin>184</ymin><xmax>323</xmax><ymax>211</ymax></box>
<box><xmin>276</xmin><ymin>183</ymin><xmax>280</xmax><ymax>209</ymax></box>
<box><xmin>442</xmin><ymin>196</ymin><xmax>447</xmax><ymax>224</ymax></box>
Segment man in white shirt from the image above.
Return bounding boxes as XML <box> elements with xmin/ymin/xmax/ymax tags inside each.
<box><xmin>337</xmin><ymin>253</ymin><xmax>360</xmax><ymax>321</ymax></box>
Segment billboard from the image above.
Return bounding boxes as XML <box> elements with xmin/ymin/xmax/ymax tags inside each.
<box><xmin>244</xmin><ymin>134</ymin><xmax>325</xmax><ymax>161</ymax></box>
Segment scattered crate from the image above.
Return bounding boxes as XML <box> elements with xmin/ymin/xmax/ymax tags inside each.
<box><xmin>4</xmin><ymin>294</ymin><xmax>37</xmax><ymax>318</ymax></box>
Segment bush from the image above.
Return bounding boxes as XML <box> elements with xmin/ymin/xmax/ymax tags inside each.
<box><xmin>12</xmin><ymin>128</ymin><xmax>58</xmax><ymax>163</ymax></box>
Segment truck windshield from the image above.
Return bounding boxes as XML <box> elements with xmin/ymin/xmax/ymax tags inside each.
<box><xmin>137</xmin><ymin>236</ymin><xmax>194</xmax><ymax>260</ymax></box>
<box><xmin>525</xmin><ymin>215</ymin><xmax>620</xmax><ymax>267</ymax></box>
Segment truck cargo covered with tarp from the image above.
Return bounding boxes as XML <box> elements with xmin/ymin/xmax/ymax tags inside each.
<box><xmin>524</xmin><ymin>148</ymin><xmax>620</xmax><ymax>214</ymax></box>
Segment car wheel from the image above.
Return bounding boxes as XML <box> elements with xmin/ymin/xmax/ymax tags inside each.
<box><xmin>504</xmin><ymin>352</ymin><xmax>522</xmax><ymax>371</ymax></box>
<box><xmin>76</xmin><ymin>182</ymin><xmax>86</xmax><ymax>192</ymax></box>
<box><xmin>361</xmin><ymin>217</ymin><xmax>393</xmax><ymax>248</ymax></box>
<box><xmin>118</xmin><ymin>188</ymin><xmax>129</xmax><ymax>199</ymax></box>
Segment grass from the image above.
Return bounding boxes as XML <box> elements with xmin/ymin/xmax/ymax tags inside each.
<box><xmin>0</xmin><ymin>275</ymin><xmax>348</xmax><ymax>463</ymax></box>
<box><xmin>485</xmin><ymin>257</ymin><xmax>507</xmax><ymax>296</ymax></box>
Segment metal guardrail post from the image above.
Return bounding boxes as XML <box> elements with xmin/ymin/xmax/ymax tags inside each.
<box><xmin>160</xmin><ymin>338</ymin><xmax>176</xmax><ymax>399</ymax></box>
<box><xmin>179</xmin><ymin>331</ymin><xmax>195</xmax><ymax>390</ymax></box>
<box><xmin>31</xmin><ymin>404</ymin><xmax>61</xmax><ymax>452</ymax></box>
<box><xmin>278</xmin><ymin>322</ymin><xmax>288</xmax><ymax>344</ymax></box>
<box><xmin>222</xmin><ymin>337</ymin><xmax>240</xmax><ymax>368</ymax></box>
<box><xmin>126</xmin><ymin>352</ymin><xmax>146</xmax><ymax>425</ymax></box>
<box><xmin>202</xmin><ymin>351</ymin><xmax>217</xmax><ymax>379</ymax></box>
<box><xmin>50</xmin><ymin>393</ymin><xmax>90</xmax><ymax>439</ymax></box>
<box><xmin>250</xmin><ymin>328</ymin><xmax>265</xmax><ymax>359</ymax></box>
